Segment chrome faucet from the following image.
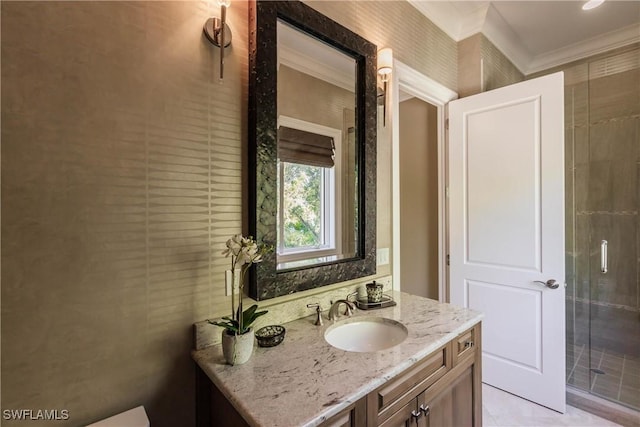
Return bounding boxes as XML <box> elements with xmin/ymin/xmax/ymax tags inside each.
<box><xmin>328</xmin><ymin>299</ymin><xmax>355</xmax><ymax>321</ymax></box>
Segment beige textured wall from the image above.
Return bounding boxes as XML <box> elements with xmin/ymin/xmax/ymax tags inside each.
<box><xmin>480</xmin><ymin>35</ymin><xmax>524</xmax><ymax>92</ymax></box>
<box><xmin>457</xmin><ymin>33</ymin><xmax>524</xmax><ymax>97</ymax></box>
<box><xmin>1</xmin><ymin>1</ymin><xmax>460</xmax><ymax>425</ymax></box>
<box><xmin>458</xmin><ymin>34</ymin><xmax>482</xmax><ymax>98</ymax></box>
<box><xmin>1</xmin><ymin>2</ymin><xmax>247</xmax><ymax>426</ymax></box>
<box><xmin>398</xmin><ymin>98</ymin><xmax>439</xmax><ymax>299</ymax></box>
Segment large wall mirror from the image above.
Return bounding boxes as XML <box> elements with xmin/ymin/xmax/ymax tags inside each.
<box><xmin>248</xmin><ymin>0</ymin><xmax>377</xmax><ymax>300</ymax></box>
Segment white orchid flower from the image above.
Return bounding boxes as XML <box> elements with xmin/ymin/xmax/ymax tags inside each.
<box><xmin>222</xmin><ymin>234</ymin><xmax>243</xmax><ymax>257</ymax></box>
<box><xmin>222</xmin><ymin>234</ymin><xmax>269</xmax><ymax>269</ymax></box>
<box><xmin>218</xmin><ymin>233</ymin><xmax>273</xmax><ymax>333</ymax></box>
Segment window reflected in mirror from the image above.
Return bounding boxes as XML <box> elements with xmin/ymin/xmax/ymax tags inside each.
<box><xmin>276</xmin><ymin>20</ymin><xmax>359</xmax><ymax>270</ymax></box>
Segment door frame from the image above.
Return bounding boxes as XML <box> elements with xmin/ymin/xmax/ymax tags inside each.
<box><xmin>391</xmin><ymin>61</ymin><xmax>457</xmax><ymax>301</ymax></box>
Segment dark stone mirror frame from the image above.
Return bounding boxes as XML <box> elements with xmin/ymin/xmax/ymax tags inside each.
<box><xmin>248</xmin><ymin>0</ymin><xmax>377</xmax><ymax>301</ymax></box>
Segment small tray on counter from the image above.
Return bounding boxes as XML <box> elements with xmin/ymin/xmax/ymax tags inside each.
<box><xmin>355</xmin><ymin>294</ymin><xmax>396</xmax><ymax>310</ymax></box>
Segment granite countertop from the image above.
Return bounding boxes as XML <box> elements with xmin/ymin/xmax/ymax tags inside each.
<box><xmin>192</xmin><ymin>291</ymin><xmax>483</xmax><ymax>427</ymax></box>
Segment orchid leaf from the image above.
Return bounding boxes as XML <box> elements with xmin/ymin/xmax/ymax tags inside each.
<box><xmin>210</xmin><ymin>304</ymin><xmax>268</xmax><ymax>335</ymax></box>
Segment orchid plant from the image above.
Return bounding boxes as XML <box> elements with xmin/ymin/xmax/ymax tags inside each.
<box><xmin>209</xmin><ymin>234</ymin><xmax>270</xmax><ymax>335</ymax></box>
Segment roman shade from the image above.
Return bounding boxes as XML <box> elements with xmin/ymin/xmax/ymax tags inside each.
<box><xmin>278</xmin><ymin>126</ymin><xmax>335</xmax><ymax>168</ymax></box>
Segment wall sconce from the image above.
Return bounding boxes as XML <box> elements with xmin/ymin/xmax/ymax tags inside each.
<box><xmin>377</xmin><ymin>48</ymin><xmax>393</xmax><ymax>127</ymax></box>
<box><xmin>204</xmin><ymin>0</ymin><xmax>233</xmax><ymax>80</ymax></box>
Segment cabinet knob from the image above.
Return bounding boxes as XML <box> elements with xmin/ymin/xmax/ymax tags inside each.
<box><xmin>419</xmin><ymin>404</ymin><xmax>430</xmax><ymax>416</ymax></box>
<box><xmin>411</xmin><ymin>410</ymin><xmax>422</xmax><ymax>420</ymax></box>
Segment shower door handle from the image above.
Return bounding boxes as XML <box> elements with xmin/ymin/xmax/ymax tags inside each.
<box><xmin>534</xmin><ymin>279</ymin><xmax>560</xmax><ymax>289</ymax></box>
<box><xmin>601</xmin><ymin>240</ymin><xmax>608</xmax><ymax>274</ymax></box>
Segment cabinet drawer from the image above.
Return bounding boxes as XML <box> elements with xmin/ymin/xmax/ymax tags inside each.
<box><xmin>375</xmin><ymin>345</ymin><xmax>449</xmax><ymax>419</ymax></box>
<box><xmin>453</xmin><ymin>327</ymin><xmax>476</xmax><ymax>365</ymax></box>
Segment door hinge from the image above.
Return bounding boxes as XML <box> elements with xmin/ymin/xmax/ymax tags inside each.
<box><xmin>445</xmin><ymin>118</ymin><xmax>449</xmax><ymax>130</ymax></box>
<box><xmin>445</xmin><ymin>187</ymin><xmax>450</xmax><ymax>198</ymax></box>
<box><xmin>446</xmin><ymin>254</ymin><xmax>450</xmax><ymax>266</ymax></box>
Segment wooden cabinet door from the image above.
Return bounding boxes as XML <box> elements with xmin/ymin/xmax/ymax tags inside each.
<box><xmin>421</xmin><ymin>366</ymin><xmax>474</xmax><ymax>427</ymax></box>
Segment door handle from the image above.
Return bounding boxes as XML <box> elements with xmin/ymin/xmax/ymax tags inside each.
<box><xmin>601</xmin><ymin>240</ymin><xmax>608</xmax><ymax>274</ymax></box>
<box><xmin>534</xmin><ymin>279</ymin><xmax>560</xmax><ymax>289</ymax></box>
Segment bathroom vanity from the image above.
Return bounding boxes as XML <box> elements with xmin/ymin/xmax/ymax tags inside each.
<box><xmin>193</xmin><ymin>293</ymin><xmax>483</xmax><ymax>427</ymax></box>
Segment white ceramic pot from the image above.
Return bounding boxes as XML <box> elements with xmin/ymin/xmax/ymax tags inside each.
<box><xmin>221</xmin><ymin>329</ymin><xmax>254</xmax><ymax>365</ymax></box>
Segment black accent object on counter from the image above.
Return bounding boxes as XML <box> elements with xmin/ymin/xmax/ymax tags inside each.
<box><xmin>255</xmin><ymin>325</ymin><xmax>286</xmax><ymax>347</ymax></box>
<box><xmin>355</xmin><ymin>294</ymin><xmax>397</xmax><ymax>310</ymax></box>
<box><xmin>365</xmin><ymin>280</ymin><xmax>384</xmax><ymax>303</ymax></box>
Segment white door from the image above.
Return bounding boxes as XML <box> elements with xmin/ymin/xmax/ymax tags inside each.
<box><xmin>449</xmin><ymin>72</ymin><xmax>566</xmax><ymax>412</ymax></box>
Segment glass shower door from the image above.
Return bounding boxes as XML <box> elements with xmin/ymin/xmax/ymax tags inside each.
<box><xmin>565</xmin><ymin>48</ymin><xmax>640</xmax><ymax>411</ymax></box>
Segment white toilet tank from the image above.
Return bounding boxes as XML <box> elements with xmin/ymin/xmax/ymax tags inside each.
<box><xmin>86</xmin><ymin>406</ymin><xmax>149</xmax><ymax>427</ymax></box>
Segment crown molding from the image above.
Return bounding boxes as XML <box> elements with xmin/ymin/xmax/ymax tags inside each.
<box><xmin>481</xmin><ymin>5</ymin><xmax>531</xmax><ymax>74</ymax></box>
<box><xmin>458</xmin><ymin>5</ymin><xmax>490</xmax><ymax>41</ymax></box>
<box><xmin>526</xmin><ymin>23</ymin><xmax>640</xmax><ymax>74</ymax></box>
<box><xmin>405</xmin><ymin>0</ymin><xmax>467</xmax><ymax>41</ymax></box>
<box><xmin>409</xmin><ymin>1</ymin><xmax>640</xmax><ymax>77</ymax></box>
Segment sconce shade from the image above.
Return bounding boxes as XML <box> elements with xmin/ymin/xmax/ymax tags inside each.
<box><xmin>377</xmin><ymin>48</ymin><xmax>393</xmax><ymax>78</ymax></box>
<box><xmin>377</xmin><ymin>47</ymin><xmax>392</xmax><ymax>127</ymax></box>
<box><xmin>582</xmin><ymin>0</ymin><xmax>605</xmax><ymax>10</ymax></box>
<box><xmin>218</xmin><ymin>0</ymin><xmax>231</xmax><ymax>7</ymax></box>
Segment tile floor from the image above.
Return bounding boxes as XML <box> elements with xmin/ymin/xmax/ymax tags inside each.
<box><xmin>482</xmin><ymin>384</ymin><xmax>624</xmax><ymax>426</ymax></box>
<box><xmin>567</xmin><ymin>343</ymin><xmax>640</xmax><ymax>410</ymax></box>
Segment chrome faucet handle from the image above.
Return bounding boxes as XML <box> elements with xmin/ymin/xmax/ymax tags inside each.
<box><xmin>306</xmin><ymin>303</ymin><xmax>324</xmax><ymax>326</ymax></box>
<box><xmin>344</xmin><ymin>300</ymin><xmax>355</xmax><ymax>316</ymax></box>
<box><xmin>346</xmin><ymin>291</ymin><xmax>358</xmax><ymax>302</ymax></box>
<box><xmin>343</xmin><ymin>304</ymin><xmax>354</xmax><ymax>317</ymax></box>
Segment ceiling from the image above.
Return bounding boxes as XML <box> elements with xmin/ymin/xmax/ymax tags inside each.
<box><xmin>408</xmin><ymin>0</ymin><xmax>640</xmax><ymax>74</ymax></box>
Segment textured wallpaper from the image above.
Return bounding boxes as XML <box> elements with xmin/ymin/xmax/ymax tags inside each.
<box><xmin>480</xmin><ymin>34</ymin><xmax>524</xmax><ymax>92</ymax></box>
<box><xmin>1</xmin><ymin>2</ymin><xmax>246</xmax><ymax>425</ymax></box>
<box><xmin>458</xmin><ymin>33</ymin><xmax>524</xmax><ymax>97</ymax></box>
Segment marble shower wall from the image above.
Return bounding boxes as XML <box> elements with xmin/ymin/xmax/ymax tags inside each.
<box><xmin>564</xmin><ymin>47</ymin><xmax>640</xmax><ymax>312</ymax></box>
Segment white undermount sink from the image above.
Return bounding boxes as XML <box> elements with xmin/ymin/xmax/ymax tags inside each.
<box><xmin>324</xmin><ymin>317</ymin><xmax>408</xmax><ymax>352</ymax></box>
